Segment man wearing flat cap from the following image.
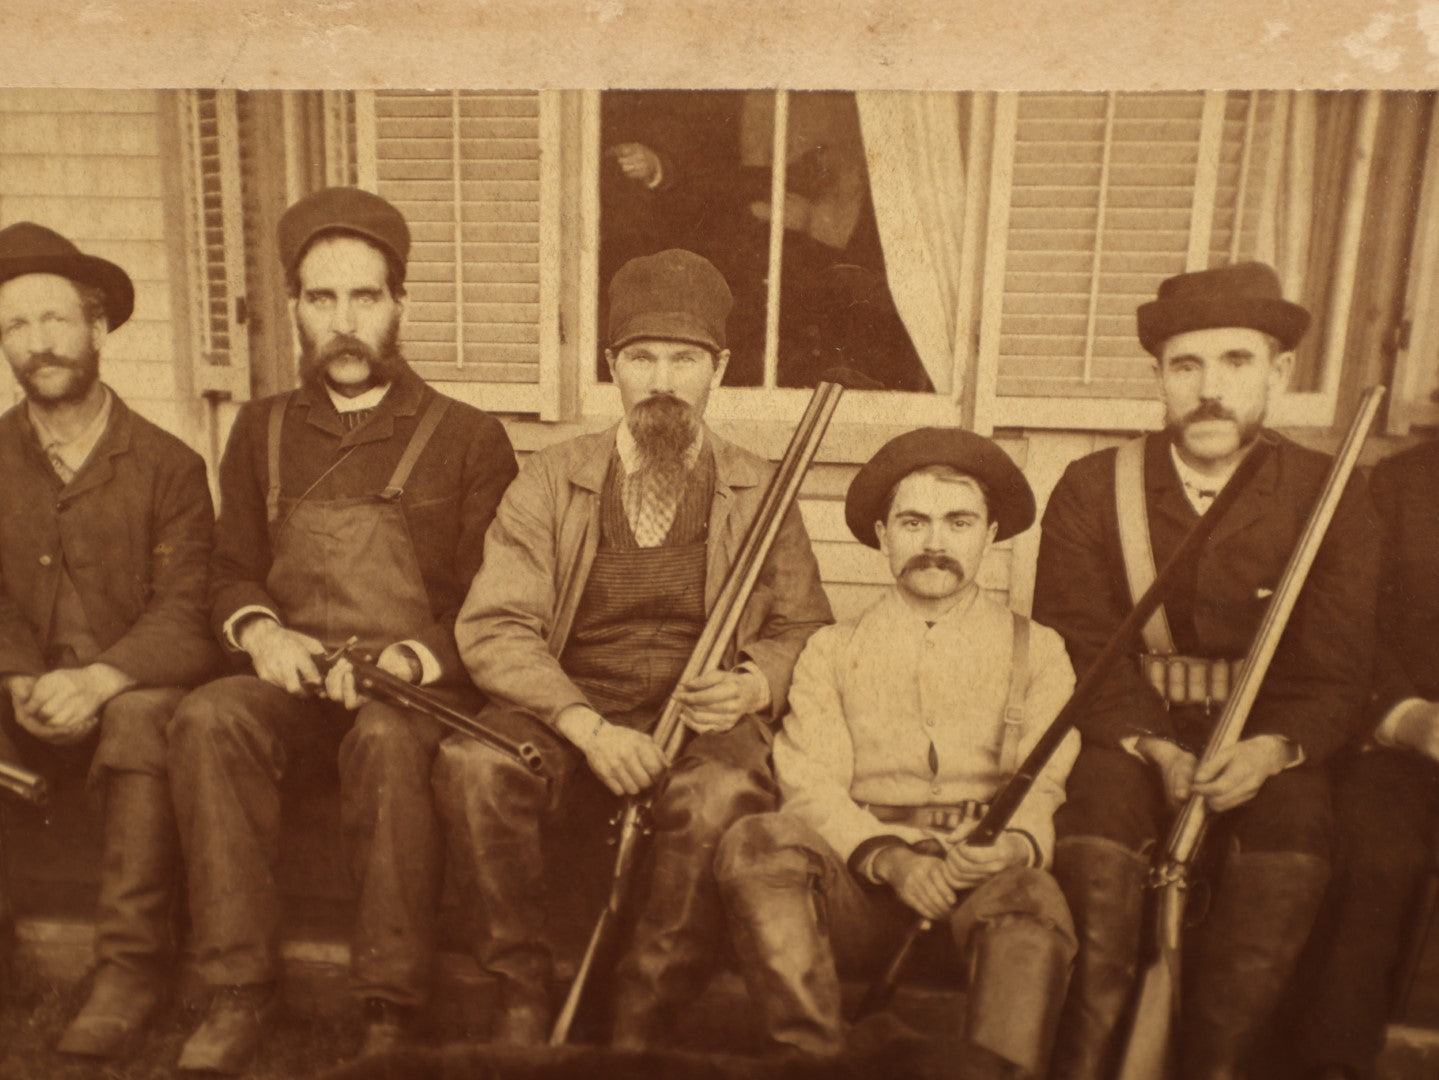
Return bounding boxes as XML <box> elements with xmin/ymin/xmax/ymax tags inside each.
<box><xmin>449</xmin><ymin>248</ymin><xmax>832</xmax><ymax>1046</ymax></box>
<box><xmin>1033</xmin><ymin>262</ymin><xmax>1379</xmax><ymax>1079</ymax></box>
<box><xmin>713</xmin><ymin>428</ymin><xmax>1079</xmax><ymax>1078</ymax></box>
<box><xmin>166</xmin><ymin>187</ymin><xmax>518</xmax><ymax>1071</ymax></box>
<box><xmin>0</xmin><ymin>222</ymin><xmax>219</xmax><ymax>1057</ymax></box>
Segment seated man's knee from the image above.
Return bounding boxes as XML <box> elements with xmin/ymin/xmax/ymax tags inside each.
<box><xmin>434</xmin><ymin>736</ymin><xmax>547</xmax><ymax>813</ymax></box>
<box><xmin>714</xmin><ymin>812</ymin><xmax>821</xmax><ymax>889</ymax></box>
<box><xmin>166</xmin><ymin>679</ymin><xmax>268</xmax><ymax>759</ymax></box>
<box><xmin>656</xmin><ymin>756</ymin><xmax>774</xmax><ymax>843</ymax></box>
<box><xmin>94</xmin><ymin>688</ymin><xmax>185</xmax><ymax>777</ymax></box>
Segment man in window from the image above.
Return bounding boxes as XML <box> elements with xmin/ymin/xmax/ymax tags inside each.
<box><xmin>448</xmin><ymin>248</ymin><xmax>833</xmax><ymax>1048</ymax></box>
<box><xmin>713</xmin><ymin>428</ymin><xmax>1079</xmax><ymax>1079</ymax></box>
<box><xmin>1273</xmin><ymin>435</ymin><xmax>1439</xmax><ymax>1080</ymax></box>
<box><xmin>1033</xmin><ymin>262</ymin><xmax>1379</xmax><ymax>1079</ymax></box>
<box><xmin>167</xmin><ymin>187</ymin><xmax>518</xmax><ymax>1073</ymax></box>
<box><xmin>0</xmin><ymin>222</ymin><xmax>220</xmax><ymax>1058</ymax></box>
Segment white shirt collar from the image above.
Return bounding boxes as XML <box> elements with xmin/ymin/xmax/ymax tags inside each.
<box><xmin>615</xmin><ymin>419</ymin><xmax>705</xmax><ymax>477</ymax></box>
<box><xmin>1169</xmin><ymin>443</ymin><xmax>1237</xmax><ymax>513</ymax></box>
<box><xmin>325</xmin><ymin>382</ymin><xmax>392</xmax><ymax>414</ymax></box>
<box><xmin>29</xmin><ymin>384</ymin><xmax>113</xmax><ymax>475</ymax></box>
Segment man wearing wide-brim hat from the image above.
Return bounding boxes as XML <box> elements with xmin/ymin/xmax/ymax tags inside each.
<box><xmin>451</xmin><ymin>248</ymin><xmax>832</xmax><ymax>1047</ymax></box>
<box><xmin>165</xmin><ymin>187</ymin><xmax>518</xmax><ymax>1071</ymax></box>
<box><xmin>0</xmin><ymin>222</ymin><xmax>221</xmax><ymax>1058</ymax></box>
<box><xmin>714</xmin><ymin>427</ymin><xmax>1079</xmax><ymax>1077</ymax></box>
<box><xmin>1033</xmin><ymin>262</ymin><xmax>1380</xmax><ymax>1078</ymax></box>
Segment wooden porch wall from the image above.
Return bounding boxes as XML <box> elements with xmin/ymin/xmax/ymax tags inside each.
<box><xmin>0</xmin><ymin>89</ymin><xmax>199</xmax><ymax>446</ymax></box>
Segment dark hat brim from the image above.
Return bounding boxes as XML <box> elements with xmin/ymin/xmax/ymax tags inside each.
<box><xmin>1137</xmin><ymin>296</ymin><xmax>1309</xmax><ymax>357</ymax></box>
<box><xmin>0</xmin><ymin>252</ymin><xmax>134</xmax><ymax>330</ymax></box>
<box><xmin>609</xmin><ymin>311</ymin><xmax>724</xmax><ymax>353</ymax></box>
<box><xmin>845</xmin><ymin>428</ymin><xmax>1036</xmax><ymax>548</ymax></box>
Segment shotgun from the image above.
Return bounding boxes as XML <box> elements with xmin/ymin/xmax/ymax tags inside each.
<box><xmin>1115</xmin><ymin>385</ymin><xmax>1384</xmax><ymax>1080</ymax></box>
<box><xmin>0</xmin><ymin>759</ymin><xmax>47</xmax><ymax>806</ymax></box>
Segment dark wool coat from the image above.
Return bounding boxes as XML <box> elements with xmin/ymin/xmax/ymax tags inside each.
<box><xmin>1033</xmin><ymin>430</ymin><xmax>1379</xmax><ymax>762</ymax></box>
<box><xmin>0</xmin><ymin>389</ymin><xmax>220</xmax><ymax>687</ymax></box>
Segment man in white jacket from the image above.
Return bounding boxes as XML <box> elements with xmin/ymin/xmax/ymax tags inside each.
<box><xmin>714</xmin><ymin>427</ymin><xmax>1079</xmax><ymax>1080</ymax></box>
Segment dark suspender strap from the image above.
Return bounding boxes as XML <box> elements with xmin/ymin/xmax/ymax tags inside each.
<box><xmin>1000</xmin><ymin>611</ymin><xmax>1029</xmax><ymax>777</ymax></box>
<box><xmin>264</xmin><ymin>393</ymin><xmax>292</xmax><ymax>526</ymax></box>
<box><xmin>380</xmin><ymin>394</ymin><xmax>451</xmax><ymax>501</ymax></box>
<box><xmin>1114</xmin><ymin>436</ymin><xmax>1176</xmax><ymax>654</ymax></box>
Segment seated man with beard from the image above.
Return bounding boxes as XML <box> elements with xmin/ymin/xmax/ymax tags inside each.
<box><xmin>166</xmin><ymin>188</ymin><xmax>518</xmax><ymax>1073</ymax></box>
<box><xmin>448</xmin><ymin>249</ymin><xmax>833</xmax><ymax>1048</ymax></box>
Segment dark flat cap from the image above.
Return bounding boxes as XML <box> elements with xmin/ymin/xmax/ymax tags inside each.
<box><xmin>0</xmin><ymin>222</ymin><xmax>134</xmax><ymax>330</ymax></box>
<box><xmin>845</xmin><ymin>427</ymin><xmax>1035</xmax><ymax>547</ymax></box>
<box><xmin>277</xmin><ymin>187</ymin><xmax>410</xmax><ymax>281</ymax></box>
<box><xmin>1137</xmin><ymin>261</ymin><xmax>1309</xmax><ymax>358</ymax></box>
<box><xmin>607</xmin><ymin>249</ymin><xmax>732</xmax><ymax>352</ymax></box>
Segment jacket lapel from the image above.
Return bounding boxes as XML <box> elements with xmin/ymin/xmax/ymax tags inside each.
<box><xmin>1204</xmin><ymin>435</ymin><xmax>1280</xmax><ymax>552</ymax></box>
<box><xmin>56</xmin><ymin>392</ymin><xmax>131</xmax><ymax>505</ymax></box>
<box><xmin>705</xmin><ymin>428</ymin><xmax>764</xmax><ymax>612</ymax></box>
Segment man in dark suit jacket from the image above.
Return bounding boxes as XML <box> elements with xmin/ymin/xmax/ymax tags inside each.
<box><xmin>1275</xmin><ymin>439</ymin><xmax>1439</xmax><ymax>1079</ymax></box>
<box><xmin>166</xmin><ymin>188</ymin><xmax>518</xmax><ymax>1073</ymax></box>
<box><xmin>1033</xmin><ymin>263</ymin><xmax>1379</xmax><ymax>1080</ymax></box>
<box><xmin>0</xmin><ymin>222</ymin><xmax>220</xmax><ymax>1058</ymax></box>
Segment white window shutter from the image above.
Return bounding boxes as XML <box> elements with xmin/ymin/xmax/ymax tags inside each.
<box><xmin>356</xmin><ymin>90</ymin><xmax>558</xmax><ymax>416</ymax></box>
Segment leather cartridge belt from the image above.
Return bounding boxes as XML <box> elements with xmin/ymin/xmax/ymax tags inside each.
<box><xmin>865</xmin><ymin>801</ymin><xmax>990</xmax><ymax>832</ymax></box>
<box><xmin>1140</xmin><ymin>653</ymin><xmax>1245</xmax><ymax>709</ymax></box>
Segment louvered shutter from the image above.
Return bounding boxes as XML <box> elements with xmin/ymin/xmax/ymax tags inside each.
<box><xmin>180</xmin><ymin>89</ymin><xmax>250</xmax><ymax>401</ymax></box>
<box><xmin>356</xmin><ymin>90</ymin><xmax>558</xmax><ymax>415</ymax></box>
<box><xmin>987</xmin><ymin>91</ymin><xmax>1284</xmax><ymax>406</ymax></box>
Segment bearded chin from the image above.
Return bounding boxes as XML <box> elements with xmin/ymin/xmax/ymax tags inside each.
<box><xmin>629</xmin><ymin>394</ymin><xmax>699</xmax><ymax>474</ymax></box>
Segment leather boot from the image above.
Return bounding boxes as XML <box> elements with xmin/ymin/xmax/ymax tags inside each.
<box><xmin>59</xmin><ymin>771</ymin><xmax>177</xmax><ymax>1058</ymax></box>
<box><xmin>719</xmin><ymin>849</ymin><xmax>844</xmax><ymax>1056</ymax></box>
<box><xmin>964</xmin><ymin>913</ymin><xmax>1075</xmax><ymax>1076</ymax></box>
<box><xmin>610</xmin><ymin>842</ymin><xmax>729</xmax><ymax>1049</ymax></box>
<box><xmin>177</xmin><ymin>982</ymin><xmax>279</xmax><ymax>1074</ymax></box>
<box><xmin>1181</xmin><ymin>851</ymin><xmax>1330</xmax><ymax>1080</ymax></box>
<box><xmin>1050</xmin><ymin>836</ymin><xmax>1149</xmax><ymax>1080</ymax></box>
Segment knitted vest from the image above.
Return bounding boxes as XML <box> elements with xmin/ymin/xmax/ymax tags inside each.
<box><xmin>562</xmin><ymin>448</ymin><xmax>714</xmax><ymax>723</ymax></box>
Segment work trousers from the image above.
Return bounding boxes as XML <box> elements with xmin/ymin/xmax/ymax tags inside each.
<box><xmin>167</xmin><ymin>675</ymin><xmax>445</xmax><ymax>1007</ymax></box>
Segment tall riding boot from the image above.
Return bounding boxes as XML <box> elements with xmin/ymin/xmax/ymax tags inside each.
<box><xmin>1181</xmin><ymin>851</ymin><xmax>1330</xmax><ymax>1080</ymax></box>
<box><xmin>610</xmin><ymin>842</ymin><xmax>729</xmax><ymax>1049</ymax></box>
<box><xmin>59</xmin><ymin>771</ymin><xmax>177</xmax><ymax>1057</ymax></box>
<box><xmin>1050</xmin><ymin>836</ymin><xmax>1149</xmax><ymax>1080</ymax></box>
<box><xmin>720</xmin><ymin>853</ymin><xmax>845</xmax><ymax>1056</ymax></box>
<box><xmin>963</xmin><ymin>913</ymin><xmax>1075</xmax><ymax>1077</ymax></box>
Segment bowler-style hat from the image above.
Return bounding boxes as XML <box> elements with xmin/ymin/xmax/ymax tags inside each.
<box><xmin>607</xmin><ymin>249</ymin><xmax>733</xmax><ymax>353</ymax></box>
<box><xmin>277</xmin><ymin>187</ymin><xmax>410</xmax><ymax>283</ymax></box>
<box><xmin>1136</xmin><ymin>262</ymin><xmax>1310</xmax><ymax>358</ymax></box>
<box><xmin>0</xmin><ymin>222</ymin><xmax>134</xmax><ymax>330</ymax></box>
<box><xmin>845</xmin><ymin>427</ymin><xmax>1036</xmax><ymax>547</ymax></box>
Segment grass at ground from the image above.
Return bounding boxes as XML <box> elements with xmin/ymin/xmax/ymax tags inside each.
<box><xmin>0</xmin><ymin>972</ymin><xmax>358</xmax><ymax>1080</ymax></box>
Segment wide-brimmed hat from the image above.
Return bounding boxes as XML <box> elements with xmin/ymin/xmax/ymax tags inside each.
<box><xmin>277</xmin><ymin>187</ymin><xmax>410</xmax><ymax>283</ymax></box>
<box><xmin>1136</xmin><ymin>262</ymin><xmax>1309</xmax><ymax>358</ymax></box>
<box><xmin>845</xmin><ymin>427</ymin><xmax>1035</xmax><ymax>547</ymax></box>
<box><xmin>0</xmin><ymin>222</ymin><xmax>134</xmax><ymax>329</ymax></box>
<box><xmin>607</xmin><ymin>249</ymin><xmax>733</xmax><ymax>353</ymax></box>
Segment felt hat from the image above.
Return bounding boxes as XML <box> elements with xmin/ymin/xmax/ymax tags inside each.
<box><xmin>607</xmin><ymin>249</ymin><xmax>733</xmax><ymax>352</ymax></box>
<box><xmin>0</xmin><ymin>222</ymin><xmax>134</xmax><ymax>330</ymax></box>
<box><xmin>1136</xmin><ymin>261</ymin><xmax>1309</xmax><ymax>358</ymax></box>
<box><xmin>277</xmin><ymin>187</ymin><xmax>410</xmax><ymax>283</ymax></box>
<box><xmin>845</xmin><ymin>427</ymin><xmax>1036</xmax><ymax>547</ymax></box>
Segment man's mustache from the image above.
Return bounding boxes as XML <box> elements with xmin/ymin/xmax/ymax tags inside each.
<box><xmin>902</xmin><ymin>553</ymin><xmax>964</xmax><ymax>577</ymax></box>
<box><xmin>1182</xmin><ymin>401</ymin><xmax>1238</xmax><ymax>425</ymax></box>
<box><xmin>316</xmin><ymin>333</ymin><xmax>379</xmax><ymax>366</ymax></box>
<box><xmin>21</xmin><ymin>351</ymin><xmax>85</xmax><ymax>376</ymax></box>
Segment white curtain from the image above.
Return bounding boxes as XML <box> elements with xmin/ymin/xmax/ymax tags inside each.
<box><xmin>856</xmin><ymin>91</ymin><xmax>967</xmax><ymax>396</ymax></box>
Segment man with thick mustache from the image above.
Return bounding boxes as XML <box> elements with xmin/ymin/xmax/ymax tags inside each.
<box><xmin>1033</xmin><ymin>263</ymin><xmax>1379</xmax><ymax>1079</ymax></box>
<box><xmin>0</xmin><ymin>223</ymin><xmax>219</xmax><ymax>1058</ymax></box>
<box><xmin>714</xmin><ymin>429</ymin><xmax>1079</xmax><ymax>1079</ymax></box>
<box><xmin>448</xmin><ymin>249</ymin><xmax>832</xmax><ymax>1047</ymax></box>
<box><xmin>166</xmin><ymin>188</ymin><xmax>517</xmax><ymax>1073</ymax></box>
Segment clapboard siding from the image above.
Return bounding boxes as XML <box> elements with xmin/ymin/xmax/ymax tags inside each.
<box><xmin>0</xmin><ymin>90</ymin><xmax>190</xmax><ymax>439</ymax></box>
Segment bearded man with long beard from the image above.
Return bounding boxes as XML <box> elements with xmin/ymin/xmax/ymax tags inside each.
<box><xmin>1033</xmin><ymin>262</ymin><xmax>1380</xmax><ymax>1080</ymax></box>
<box><xmin>166</xmin><ymin>187</ymin><xmax>518</xmax><ymax>1073</ymax></box>
<box><xmin>449</xmin><ymin>249</ymin><xmax>832</xmax><ymax>1049</ymax></box>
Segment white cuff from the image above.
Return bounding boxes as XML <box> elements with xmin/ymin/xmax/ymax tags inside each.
<box><xmin>1375</xmin><ymin>698</ymin><xmax>1431</xmax><ymax>751</ymax></box>
<box><xmin>395</xmin><ymin>640</ymin><xmax>442</xmax><ymax>686</ymax></box>
<box><xmin>223</xmin><ymin>606</ymin><xmax>281</xmax><ymax>651</ymax></box>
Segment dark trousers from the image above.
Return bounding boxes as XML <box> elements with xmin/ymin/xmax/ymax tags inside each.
<box><xmin>0</xmin><ymin>685</ymin><xmax>180</xmax><ymax>785</ymax></box>
<box><xmin>431</xmin><ymin>706</ymin><xmax>775</xmax><ymax>1016</ymax></box>
<box><xmin>167</xmin><ymin>675</ymin><xmax>445</xmax><ymax>1006</ymax></box>
<box><xmin>1278</xmin><ymin>745</ymin><xmax>1439</xmax><ymax>1078</ymax></box>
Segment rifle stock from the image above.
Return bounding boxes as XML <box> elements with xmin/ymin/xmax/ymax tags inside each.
<box><xmin>1114</xmin><ymin>385</ymin><xmax>1385</xmax><ymax>1080</ymax></box>
<box><xmin>0</xmin><ymin>759</ymin><xmax>46</xmax><ymax>806</ymax></box>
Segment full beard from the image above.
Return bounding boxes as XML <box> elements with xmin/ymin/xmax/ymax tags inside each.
<box><xmin>298</xmin><ymin>317</ymin><xmax>406</xmax><ymax>396</ymax></box>
<box><xmin>18</xmin><ymin>344</ymin><xmax>101</xmax><ymax>406</ymax></box>
<box><xmin>628</xmin><ymin>393</ymin><xmax>700</xmax><ymax>488</ymax></box>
